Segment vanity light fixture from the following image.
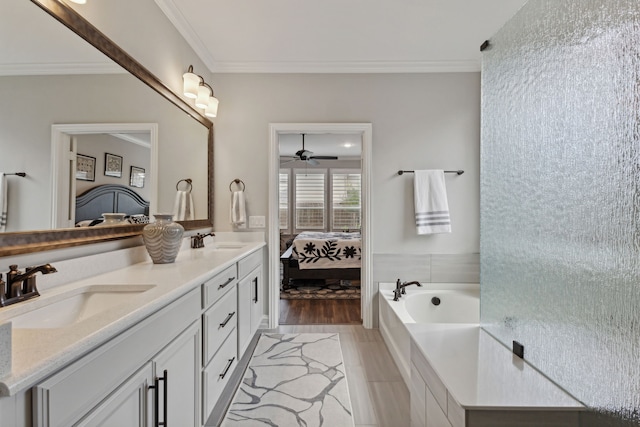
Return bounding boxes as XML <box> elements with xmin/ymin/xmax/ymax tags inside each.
<box><xmin>183</xmin><ymin>65</ymin><xmax>202</xmax><ymax>99</ymax></box>
<box><xmin>205</xmin><ymin>95</ymin><xmax>219</xmax><ymax>118</ymax></box>
<box><xmin>195</xmin><ymin>82</ymin><xmax>213</xmax><ymax>109</ymax></box>
<box><xmin>183</xmin><ymin>65</ymin><xmax>219</xmax><ymax>117</ymax></box>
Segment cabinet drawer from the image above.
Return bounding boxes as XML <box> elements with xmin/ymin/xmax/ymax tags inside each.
<box><xmin>203</xmin><ymin>287</ymin><xmax>237</xmax><ymax>366</ymax></box>
<box><xmin>202</xmin><ymin>264</ymin><xmax>238</xmax><ymax>308</ymax></box>
<box><xmin>202</xmin><ymin>328</ymin><xmax>238</xmax><ymax>420</ymax></box>
<box><xmin>238</xmin><ymin>250</ymin><xmax>262</xmax><ymax>279</ymax></box>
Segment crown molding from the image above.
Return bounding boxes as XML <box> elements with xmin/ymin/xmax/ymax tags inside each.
<box><xmin>154</xmin><ymin>0</ymin><xmax>481</xmax><ymax>74</ymax></box>
<box><xmin>0</xmin><ymin>62</ymin><xmax>126</xmax><ymax>76</ymax></box>
<box><xmin>154</xmin><ymin>0</ymin><xmax>217</xmax><ymax>71</ymax></box>
<box><xmin>209</xmin><ymin>60</ymin><xmax>481</xmax><ymax>73</ymax></box>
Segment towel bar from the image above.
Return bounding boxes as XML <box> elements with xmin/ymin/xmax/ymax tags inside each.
<box><xmin>397</xmin><ymin>170</ymin><xmax>464</xmax><ymax>176</ymax></box>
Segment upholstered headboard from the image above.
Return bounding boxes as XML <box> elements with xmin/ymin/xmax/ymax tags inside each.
<box><xmin>75</xmin><ymin>184</ymin><xmax>150</xmax><ymax>223</ymax></box>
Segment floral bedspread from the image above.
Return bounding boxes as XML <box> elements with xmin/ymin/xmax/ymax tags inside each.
<box><xmin>291</xmin><ymin>231</ymin><xmax>361</xmax><ymax>270</ymax></box>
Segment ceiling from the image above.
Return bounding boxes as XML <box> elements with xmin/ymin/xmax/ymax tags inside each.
<box><xmin>279</xmin><ymin>133</ymin><xmax>362</xmax><ymax>158</ymax></box>
<box><xmin>155</xmin><ymin>0</ymin><xmax>528</xmax><ymax>73</ymax></box>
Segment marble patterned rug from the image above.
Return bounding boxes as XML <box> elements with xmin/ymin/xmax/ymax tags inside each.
<box><xmin>222</xmin><ymin>333</ymin><xmax>354</xmax><ymax>426</ymax></box>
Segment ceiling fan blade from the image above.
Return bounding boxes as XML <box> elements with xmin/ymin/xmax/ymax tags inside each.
<box><xmin>309</xmin><ymin>155</ymin><xmax>338</xmax><ymax>160</ymax></box>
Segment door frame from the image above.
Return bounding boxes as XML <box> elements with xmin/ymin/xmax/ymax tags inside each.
<box><xmin>268</xmin><ymin>123</ymin><xmax>373</xmax><ymax>328</ymax></box>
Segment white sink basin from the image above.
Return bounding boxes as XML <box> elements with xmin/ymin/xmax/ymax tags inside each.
<box><xmin>212</xmin><ymin>243</ymin><xmax>246</xmax><ymax>250</ymax></box>
<box><xmin>10</xmin><ymin>284</ymin><xmax>156</xmax><ymax>329</ymax></box>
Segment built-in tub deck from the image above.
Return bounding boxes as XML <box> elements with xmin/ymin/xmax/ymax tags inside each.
<box><xmin>378</xmin><ymin>283</ymin><xmax>584</xmax><ymax>427</ymax></box>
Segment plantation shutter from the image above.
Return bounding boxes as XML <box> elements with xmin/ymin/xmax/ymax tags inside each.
<box><xmin>331</xmin><ymin>171</ymin><xmax>361</xmax><ymax>230</ymax></box>
<box><xmin>295</xmin><ymin>170</ymin><xmax>326</xmax><ymax>229</ymax></box>
<box><xmin>279</xmin><ymin>171</ymin><xmax>289</xmax><ymax>230</ymax></box>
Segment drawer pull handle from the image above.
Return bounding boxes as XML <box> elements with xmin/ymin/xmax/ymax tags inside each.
<box><xmin>219</xmin><ymin>311</ymin><xmax>236</xmax><ymax>328</ymax></box>
<box><xmin>220</xmin><ymin>357</ymin><xmax>235</xmax><ymax>379</ymax></box>
<box><xmin>218</xmin><ymin>277</ymin><xmax>235</xmax><ymax>289</ymax></box>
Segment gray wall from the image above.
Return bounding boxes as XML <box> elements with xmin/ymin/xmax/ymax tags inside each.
<box><xmin>212</xmin><ymin>73</ymin><xmax>480</xmax><ymax>259</ymax></box>
<box><xmin>481</xmin><ymin>1</ymin><xmax>640</xmax><ymax>424</ymax></box>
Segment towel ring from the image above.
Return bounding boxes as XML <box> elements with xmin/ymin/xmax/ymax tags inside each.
<box><xmin>176</xmin><ymin>178</ymin><xmax>193</xmax><ymax>192</ymax></box>
<box><xmin>229</xmin><ymin>178</ymin><xmax>245</xmax><ymax>192</ymax></box>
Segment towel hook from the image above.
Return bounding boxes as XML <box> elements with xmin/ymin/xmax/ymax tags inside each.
<box><xmin>229</xmin><ymin>178</ymin><xmax>245</xmax><ymax>192</ymax></box>
<box><xmin>176</xmin><ymin>178</ymin><xmax>193</xmax><ymax>192</ymax></box>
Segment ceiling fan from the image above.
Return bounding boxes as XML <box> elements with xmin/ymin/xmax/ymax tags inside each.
<box><xmin>281</xmin><ymin>133</ymin><xmax>338</xmax><ymax>166</ymax></box>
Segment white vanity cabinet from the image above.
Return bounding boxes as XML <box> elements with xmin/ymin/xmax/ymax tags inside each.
<box><xmin>236</xmin><ymin>249</ymin><xmax>263</xmax><ymax>357</ymax></box>
<box><xmin>32</xmin><ymin>288</ymin><xmax>201</xmax><ymax>427</ymax></box>
<box><xmin>78</xmin><ymin>318</ymin><xmax>200</xmax><ymax>427</ymax></box>
<box><xmin>200</xmin><ymin>263</ymin><xmax>238</xmax><ymax>422</ymax></box>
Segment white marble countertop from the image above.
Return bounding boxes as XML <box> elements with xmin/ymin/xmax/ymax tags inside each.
<box><xmin>407</xmin><ymin>323</ymin><xmax>585</xmax><ymax>411</ymax></box>
<box><xmin>0</xmin><ymin>240</ymin><xmax>265</xmax><ymax>396</ymax></box>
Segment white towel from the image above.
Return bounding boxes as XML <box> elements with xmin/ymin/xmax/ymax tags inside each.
<box><xmin>0</xmin><ymin>173</ymin><xmax>6</xmax><ymax>232</ymax></box>
<box><xmin>414</xmin><ymin>170</ymin><xmax>451</xmax><ymax>235</ymax></box>
<box><xmin>230</xmin><ymin>191</ymin><xmax>246</xmax><ymax>226</ymax></box>
<box><xmin>172</xmin><ymin>190</ymin><xmax>195</xmax><ymax>221</ymax></box>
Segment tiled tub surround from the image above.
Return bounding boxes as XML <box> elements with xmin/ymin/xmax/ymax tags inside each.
<box><xmin>378</xmin><ymin>282</ymin><xmax>585</xmax><ymax>426</ymax></box>
<box><xmin>0</xmin><ymin>236</ymin><xmax>265</xmax><ymax>396</ymax></box>
<box><xmin>378</xmin><ymin>282</ymin><xmax>480</xmax><ymax>385</ymax></box>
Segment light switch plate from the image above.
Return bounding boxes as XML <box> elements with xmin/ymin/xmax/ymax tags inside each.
<box><xmin>249</xmin><ymin>216</ymin><xmax>265</xmax><ymax>228</ymax></box>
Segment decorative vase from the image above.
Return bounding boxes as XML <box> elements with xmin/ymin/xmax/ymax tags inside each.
<box><xmin>142</xmin><ymin>214</ymin><xmax>184</xmax><ymax>264</ymax></box>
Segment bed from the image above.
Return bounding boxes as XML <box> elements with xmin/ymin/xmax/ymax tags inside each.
<box><xmin>75</xmin><ymin>184</ymin><xmax>150</xmax><ymax>226</ymax></box>
<box><xmin>280</xmin><ymin>231</ymin><xmax>361</xmax><ymax>289</ymax></box>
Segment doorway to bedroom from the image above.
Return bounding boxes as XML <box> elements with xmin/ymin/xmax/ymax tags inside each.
<box><xmin>268</xmin><ymin>123</ymin><xmax>372</xmax><ymax>327</ymax></box>
<box><xmin>278</xmin><ymin>133</ymin><xmax>362</xmax><ymax>324</ymax></box>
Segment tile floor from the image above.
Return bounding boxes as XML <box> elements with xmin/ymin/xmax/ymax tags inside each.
<box><xmin>269</xmin><ymin>324</ymin><xmax>410</xmax><ymax>427</ymax></box>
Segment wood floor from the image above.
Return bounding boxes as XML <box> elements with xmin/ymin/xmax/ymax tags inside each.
<box><xmin>270</xmin><ymin>324</ymin><xmax>410</xmax><ymax>427</ymax></box>
<box><xmin>279</xmin><ymin>298</ymin><xmax>362</xmax><ymax>324</ymax></box>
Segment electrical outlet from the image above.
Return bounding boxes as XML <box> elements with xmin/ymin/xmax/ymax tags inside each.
<box><xmin>249</xmin><ymin>216</ymin><xmax>265</xmax><ymax>228</ymax></box>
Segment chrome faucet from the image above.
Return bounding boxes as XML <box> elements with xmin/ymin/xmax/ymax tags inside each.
<box><xmin>393</xmin><ymin>279</ymin><xmax>423</xmax><ymax>301</ymax></box>
<box><xmin>191</xmin><ymin>232</ymin><xmax>215</xmax><ymax>249</ymax></box>
<box><xmin>0</xmin><ymin>263</ymin><xmax>57</xmax><ymax>307</ymax></box>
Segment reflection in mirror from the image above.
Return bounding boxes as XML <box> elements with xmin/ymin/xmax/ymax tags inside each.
<box><xmin>0</xmin><ymin>0</ymin><xmax>213</xmax><ymax>255</ymax></box>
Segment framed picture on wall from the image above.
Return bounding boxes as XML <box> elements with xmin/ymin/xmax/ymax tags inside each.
<box><xmin>130</xmin><ymin>166</ymin><xmax>145</xmax><ymax>188</ymax></box>
<box><xmin>76</xmin><ymin>154</ymin><xmax>96</xmax><ymax>181</ymax></box>
<box><xmin>104</xmin><ymin>153</ymin><xmax>123</xmax><ymax>178</ymax></box>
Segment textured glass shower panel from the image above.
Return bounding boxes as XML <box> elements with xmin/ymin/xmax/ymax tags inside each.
<box><xmin>481</xmin><ymin>0</ymin><xmax>640</xmax><ymax>422</ymax></box>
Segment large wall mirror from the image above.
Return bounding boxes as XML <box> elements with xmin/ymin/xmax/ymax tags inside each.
<box><xmin>0</xmin><ymin>0</ymin><xmax>213</xmax><ymax>256</ymax></box>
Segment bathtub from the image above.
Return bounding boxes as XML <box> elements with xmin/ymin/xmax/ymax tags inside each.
<box><xmin>378</xmin><ymin>283</ymin><xmax>479</xmax><ymax>386</ymax></box>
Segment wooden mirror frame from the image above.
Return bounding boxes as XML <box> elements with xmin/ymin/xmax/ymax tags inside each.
<box><xmin>0</xmin><ymin>0</ymin><xmax>214</xmax><ymax>257</ymax></box>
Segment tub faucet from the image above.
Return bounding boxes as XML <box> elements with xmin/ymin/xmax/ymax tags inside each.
<box><xmin>393</xmin><ymin>279</ymin><xmax>423</xmax><ymax>301</ymax></box>
<box><xmin>0</xmin><ymin>263</ymin><xmax>57</xmax><ymax>307</ymax></box>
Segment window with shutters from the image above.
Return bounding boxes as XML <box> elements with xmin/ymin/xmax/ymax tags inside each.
<box><xmin>294</xmin><ymin>169</ymin><xmax>326</xmax><ymax>230</ymax></box>
<box><xmin>279</xmin><ymin>170</ymin><xmax>290</xmax><ymax>230</ymax></box>
<box><xmin>331</xmin><ymin>170</ymin><xmax>361</xmax><ymax>230</ymax></box>
<box><xmin>278</xmin><ymin>168</ymin><xmax>361</xmax><ymax>232</ymax></box>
